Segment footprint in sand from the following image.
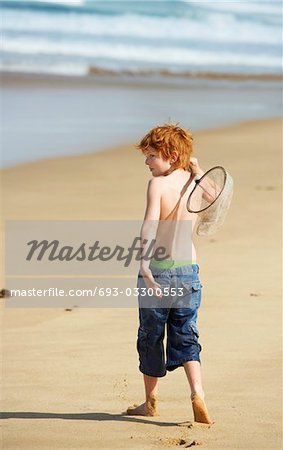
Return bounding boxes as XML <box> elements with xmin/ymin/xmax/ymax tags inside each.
<box><xmin>159</xmin><ymin>438</ymin><xmax>187</xmax><ymax>446</ymax></box>
<box><xmin>186</xmin><ymin>441</ymin><xmax>202</xmax><ymax>448</ymax></box>
<box><xmin>160</xmin><ymin>437</ymin><xmax>202</xmax><ymax>447</ymax></box>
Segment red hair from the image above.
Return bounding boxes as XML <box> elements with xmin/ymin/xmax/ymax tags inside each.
<box><xmin>137</xmin><ymin>123</ymin><xmax>194</xmax><ymax>170</ymax></box>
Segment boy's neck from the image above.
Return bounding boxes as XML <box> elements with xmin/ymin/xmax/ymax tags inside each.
<box><xmin>162</xmin><ymin>167</ymin><xmax>189</xmax><ymax>177</ymax></box>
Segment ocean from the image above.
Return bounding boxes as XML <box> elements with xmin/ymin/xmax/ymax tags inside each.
<box><xmin>1</xmin><ymin>0</ymin><xmax>282</xmax><ymax>76</ymax></box>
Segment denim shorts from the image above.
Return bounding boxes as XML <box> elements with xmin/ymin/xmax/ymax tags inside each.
<box><xmin>136</xmin><ymin>264</ymin><xmax>202</xmax><ymax>377</ymax></box>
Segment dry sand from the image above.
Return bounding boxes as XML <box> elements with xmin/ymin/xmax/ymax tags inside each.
<box><xmin>0</xmin><ymin>118</ymin><xmax>282</xmax><ymax>449</ymax></box>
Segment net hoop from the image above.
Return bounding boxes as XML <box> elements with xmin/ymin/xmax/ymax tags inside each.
<box><xmin>187</xmin><ymin>166</ymin><xmax>227</xmax><ymax>213</ymax></box>
<box><xmin>186</xmin><ymin>165</ymin><xmax>234</xmax><ymax>236</ymax></box>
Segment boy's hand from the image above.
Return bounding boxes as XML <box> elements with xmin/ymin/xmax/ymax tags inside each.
<box><xmin>140</xmin><ymin>269</ymin><xmax>163</xmax><ymax>298</ymax></box>
<box><xmin>189</xmin><ymin>157</ymin><xmax>204</xmax><ymax>177</ymax></box>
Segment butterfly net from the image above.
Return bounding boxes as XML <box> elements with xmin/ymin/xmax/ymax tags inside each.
<box><xmin>187</xmin><ymin>166</ymin><xmax>233</xmax><ymax>236</ymax></box>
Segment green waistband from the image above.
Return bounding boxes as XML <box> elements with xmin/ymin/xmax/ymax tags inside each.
<box><xmin>150</xmin><ymin>259</ymin><xmax>197</xmax><ymax>269</ymax></box>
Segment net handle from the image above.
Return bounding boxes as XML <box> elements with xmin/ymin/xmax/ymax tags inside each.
<box><xmin>187</xmin><ymin>165</ymin><xmax>227</xmax><ymax>213</ymax></box>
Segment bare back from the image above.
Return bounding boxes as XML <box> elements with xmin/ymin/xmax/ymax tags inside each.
<box><xmin>154</xmin><ymin>169</ymin><xmax>198</xmax><ymax>261</ymax></box>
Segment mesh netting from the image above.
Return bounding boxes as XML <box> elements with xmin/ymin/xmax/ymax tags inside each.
<box><xmin>187</xmin><ymin>166</ymin><xmax>233</xmax><ymax>236</ymax></box>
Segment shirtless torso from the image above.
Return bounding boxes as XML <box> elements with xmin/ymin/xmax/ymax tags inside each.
<box><xmin>144</xmin><ymin>169</ymin><xmax>199</xmax><ymax>263</ymax></box>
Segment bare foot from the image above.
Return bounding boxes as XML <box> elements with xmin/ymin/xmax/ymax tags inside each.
<box><xmin>191</xmin><ymin>393</ymin><xmax>213</xmax><ymax>424</ymax></box>
<box><xmin>127</xmin><ymin>397</ymin><xmax>158</xmax><ymax>416</ymax></box>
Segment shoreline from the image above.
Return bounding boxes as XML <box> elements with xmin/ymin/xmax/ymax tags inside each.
<box><xmin>0</xmin><ymin>116</ymin><xmax>281</xmax><ymax>172</ymax></box>
<box><xmin>88</xmin><ymin>67</ymin><xmax>283</xmax><ymax>82</ymax></box>
<box><xmin>1</xmin><ymin>69</ymin><xmax>283</xmax><ymax>88</ymax></box>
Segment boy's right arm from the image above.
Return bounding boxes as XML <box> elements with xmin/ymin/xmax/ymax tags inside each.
<box><xmin>140</xmin><ymin>178</ymin><xmax>161</xmax><ymax>275</ymax></box>
<box><xmin>139</xmin><ymin>178</ymin><xmax>163</xmax><ymax>297</ymax></box>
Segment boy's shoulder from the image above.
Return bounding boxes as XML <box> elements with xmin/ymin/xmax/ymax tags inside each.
<box><xmin>147</xmin><ymin>176</ymin><xmax>166</xmax><ymax>193</ymax></box>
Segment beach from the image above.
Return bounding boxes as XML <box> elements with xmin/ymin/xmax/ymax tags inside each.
<box><xmin>1</xmin><ymin>112</ymin><xmax>282</xmax><ymax>448</ymax></box>
<box><xmin>1</xmin><ymin>0</ymin><xmax>282</xmax><ymax>447</ymax></box>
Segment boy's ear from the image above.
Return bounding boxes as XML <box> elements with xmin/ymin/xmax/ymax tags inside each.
<box><xmin>170</xmin><ymin>151</ymin><xmax>179</xmax><ymax>163</ymax></box>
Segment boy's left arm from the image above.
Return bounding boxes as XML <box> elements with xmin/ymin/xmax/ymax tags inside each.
<box><xmin>190</xmin><ymin>157</ymin><xmax>221</xmax><ymax>201</ymax></box>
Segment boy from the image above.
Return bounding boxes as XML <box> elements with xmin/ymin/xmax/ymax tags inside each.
<box><xmin>127</xmin><ymin>124</ymin><xmax>213</xmax><ymax>424</ymax></box>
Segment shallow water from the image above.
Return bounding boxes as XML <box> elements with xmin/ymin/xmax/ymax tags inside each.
<box><xmin>1</xmin><ymin>73</ymin><xmax>282</xmax><ymax>167</ymax></box>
